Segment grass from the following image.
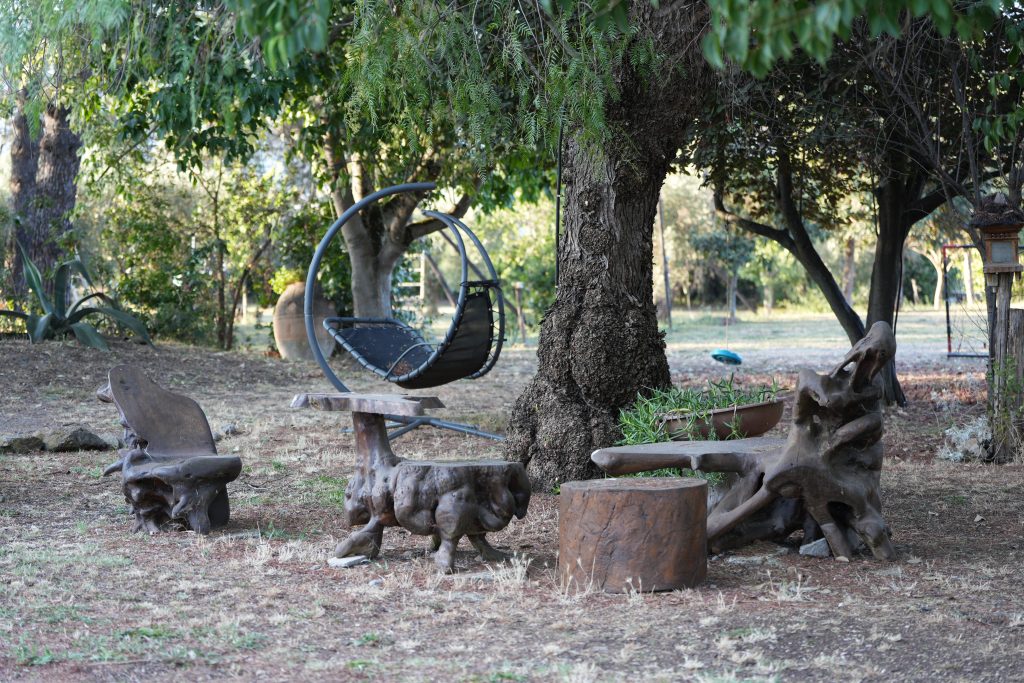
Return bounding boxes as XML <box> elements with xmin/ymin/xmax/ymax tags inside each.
<box><xmin>303</xmin><ymin>474</ymin><xmax>348</xmax><ymax>509</ymax></box>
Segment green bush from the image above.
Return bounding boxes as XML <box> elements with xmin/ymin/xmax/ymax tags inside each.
<box><xmin>98</xmin><ymin>188</ymin><xmax>218</xmax><ymax>345</ymax></box>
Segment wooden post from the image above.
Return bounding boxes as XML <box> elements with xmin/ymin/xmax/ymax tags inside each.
<box><xmin>558</xmin><ymin>478</ymin><xmax>707</xmax><ymax>592</ymax></box>
<box><xmin>992</xmin><ymin>289</ymin><xmax>1024</xmax><ymax>462</ymax></box>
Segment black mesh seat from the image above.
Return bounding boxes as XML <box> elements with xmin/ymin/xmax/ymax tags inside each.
<box><xmin>325</xmin><ymin>287</ymin><xmax>497</xmax><ymax>389</ymax></box>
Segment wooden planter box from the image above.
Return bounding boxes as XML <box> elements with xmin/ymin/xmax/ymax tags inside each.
<box><xmin>659</xmin><ymin>398</ymin><xmax>785</xmax><ymax>441</ymax></box>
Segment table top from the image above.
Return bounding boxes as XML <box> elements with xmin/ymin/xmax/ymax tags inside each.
<box><xmin>291</xmin><ymin>392</ymin><xmax>445</xmax><ymax>417</ymax></box>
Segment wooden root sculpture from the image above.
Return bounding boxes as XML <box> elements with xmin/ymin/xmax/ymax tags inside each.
<box><xmin>293</xmin><ymin>394</ymin><xmax>531</xmax><ymax>573</ymax></box>
<box><xmin>594</xmin><ymin>322</ymin><xmax>898</xmax><ymax>561</ymax></box>
<box><xmin>98</xmin><ymin>365</ymin><xmax>242</xmax><ymax>534</ymax></box>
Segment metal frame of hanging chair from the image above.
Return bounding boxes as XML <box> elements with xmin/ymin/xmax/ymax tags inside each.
<box><xmin>303</xmin><ymin>183</ymin><xmax>506</xmax><ymax>441</ymax></box>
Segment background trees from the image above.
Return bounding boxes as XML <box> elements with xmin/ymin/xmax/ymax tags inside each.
<box><xmin>5</xmin><ymin>0</ymin><xmax>1024</xmax><ymax>484</ymax></box>
<box><xmin>0</xmin><ymin>1</ymin><xmax>130</xmax><ymax>297</ymax></box>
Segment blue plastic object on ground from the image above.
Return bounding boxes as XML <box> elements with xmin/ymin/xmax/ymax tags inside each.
<box><xmin>711</xmin><ymin>349</ymin><xmax>742</xmax><ymax>365</ymax></box>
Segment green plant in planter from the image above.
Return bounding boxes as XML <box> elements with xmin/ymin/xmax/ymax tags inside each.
<box><xmin>617</xmin><ymin>374</ymin><xmax>780</xmax><ymax>480</ymax></box>
<box><xmin>0</xmin><ymin>243</ymin><xmax>152</xmax><ymax>351</ymax></box>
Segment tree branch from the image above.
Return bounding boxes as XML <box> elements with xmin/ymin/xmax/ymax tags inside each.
<box><xmin>406</xmin><ymin>192</ymin><xmax>475</xmax><ymax>243</ymax></box>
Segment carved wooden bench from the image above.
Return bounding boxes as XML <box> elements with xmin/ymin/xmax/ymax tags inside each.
<box><xmin>98</xmin><ymin>365</ymin><xmax>242</xmax><ymax>534</ymax></box>
<box><xmin>591</xmin><ymin>321</ymin><xmax>900</xmax><ymax>562</ymax></box>
<box><xmin>292</xmin><ymin>392</ymin><xmax>531</xmax><ymax>573</ymax></box>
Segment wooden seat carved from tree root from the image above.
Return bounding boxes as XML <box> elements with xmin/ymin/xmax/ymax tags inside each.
<box><xmin>593</xmin><ymin>321</ymin><xmax>898</xmax><ymax>561</ymax></box>
<box><xmin>292</xmin><ymin>393</ymin><xmax>531</xmax><ymax>573</ymax></box>
<box><xmin>98</xmin><ymin>365</ymin><xmax>242</xmax><ymax>534</ymax></box>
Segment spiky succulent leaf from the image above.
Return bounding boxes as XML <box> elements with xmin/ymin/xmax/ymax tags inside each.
<box><xmin>31</xmin><ymin>312</ymin><xmax>55</xmax><ymax>343</ymax></box>
<box><xmin>53</xmin><ymin>259</ymin><xmax>95</xmax><ymax>318</ymax></box>
<box><xmin>70</xmin><ymin>306</ymin><xmax>153</xmax><ymax>346</ymax></box>
<box><xmin>17</xmin><ymin>241</ymin><xmax>53</xmax><ymax>315</ymax></box>
<box><xmin>69</xmin><ymin>321</ymin><xmax>109</xmax><ymax>351</ymax></box>
<box><xmin>67</xmin><ymin>291</ymin><xmax>116</xmax><ymax>316</ymax></box>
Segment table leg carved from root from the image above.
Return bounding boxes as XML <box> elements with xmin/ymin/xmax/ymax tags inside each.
<box><xmin>293</xmin><ymin>393</ymin><xmax>530</xmax><ymax>573</ymax></box>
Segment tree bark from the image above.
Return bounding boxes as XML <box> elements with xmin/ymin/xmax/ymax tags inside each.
<box><xmin>9</xmin><ymin>105</ymin><xmax>81</xmax><ymax>301</ymax></box>
<box><xmin>8</xmin><ymin>102</ymin><xmax>39</xmax><ymax>299</ymax></box>
<box><xmin>867</xmin><ymin>176</ymin><xmax>922</xmax><ymax>406</ymax></box>
<box><xmin>505</xmin><ymin>1</ymin><xmax>711</xmax><ymax>489</ymax></box>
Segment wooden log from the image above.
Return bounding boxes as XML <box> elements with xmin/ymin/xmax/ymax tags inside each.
<box><xmin>592</xmin><ymin>437</ymin><xmax>786</xmax><ymax>476</ymax></box>
<box><xmin>558</xmin><ymin>478</ymin><xmax>707</xmax><ymax>593</ymax></box>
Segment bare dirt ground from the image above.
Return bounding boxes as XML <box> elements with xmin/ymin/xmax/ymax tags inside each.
<box><xmin>2</xmin><ymin>310</ymin><xmax>1023</xmax><ymax>682</ymax></box>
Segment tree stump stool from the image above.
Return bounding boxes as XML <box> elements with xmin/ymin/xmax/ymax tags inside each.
<box><xmin>559</xmin><ymin>478</ymin><xmax>707</xmax><ymax>593</ymax></box>
<box><xmin>292</xmin><ymin>392</ymin><xmax>531</xmax><ymax>573</ymax></box>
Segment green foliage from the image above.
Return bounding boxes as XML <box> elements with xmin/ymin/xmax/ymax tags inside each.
<box><xmin>0</xmin><ymin>242</ymin><xmax>152</xmax><ymax>350</ymax></box>
<box><xmin>92</xmin><ymin>180</ymin><xmax>217</xmax><ymax>344</ymax></box>
<box><xmin>266</xmin><ymin>199</ymin><xmax>353</xmax><ymax>315</ymax></box>
<box><xmin>228</xmin><ymin>0</ymin><xmax>330</xmax><ymax>70</ymax></box>
<box><xmin>467</xmin><ymin>197</ymin><xmax>557</xmax><ymax>328</ymax></box>
<box><xmin>702</xmin><ymin>0</ymin><xmax>1006</xmax><ymax>77</ymax></box>
<box><xmin>269</xmin><ymin>268</ymin><xmax>305</xmax><ymax>296</ymax></box>
<box><xmin>692</xmin><ymin>223</ymin><xmax>755</xmax><ymax>277</ymax></box>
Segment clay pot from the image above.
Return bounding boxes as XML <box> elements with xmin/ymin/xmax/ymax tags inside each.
<box><xmin>273</xmin><ymin>282</ymin><xmax>336</xmax><ymax>361</ymax></box>
<box><xmin>660</xmin><ymin>398</ymin><xmax>785</xmax><ymax>441</ymax></box>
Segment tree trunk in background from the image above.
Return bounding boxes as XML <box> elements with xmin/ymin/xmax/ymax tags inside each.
<box><xmin>929</xmin><ymin>255</ymin><xmax>944</xmax><ymax>311</ymax></box>
<box><xmin>7</xmin><ymin>103</ymin><xmax>40</xmax><ymax>299</ymax></box>
<box><xmin>842</xmin><ymin>237</ymin><xmax>856</xmax><ymax>305</ymax></box>
<box><xmin>867</xmin><ymin>178</ymin><xmax>913</xmax><ymax>406</ymax></box>
<box><xmin>11</xmin><ymin>106</ymin><xmax>82</xmax><ymax>301</ymax></box>
<box><xmin>505</xmin><ymin>2</ymin><xmax>710</xmax><ymax>489</ymax></box>
<box><xmin>764</xmin><ymin>277</ymin><xmax>774</xmax><ymax>315</ymax></box>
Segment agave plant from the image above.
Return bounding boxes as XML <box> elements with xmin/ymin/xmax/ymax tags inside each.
<box><xmin>0</xmin><ymin>243</ymin><xmax>152</xmax><ymax>350</ymax></box>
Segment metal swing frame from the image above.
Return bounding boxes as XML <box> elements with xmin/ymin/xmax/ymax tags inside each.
<box><xmin>304</xmin><ymin>183</ymin><xmax>506</xmax><ymax>441</ymax></box>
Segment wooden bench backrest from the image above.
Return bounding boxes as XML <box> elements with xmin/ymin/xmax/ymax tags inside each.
<box><xmin>105</xmin><ymin>365</ymin><xmax>217</xmax><ymax>457</ymax></box>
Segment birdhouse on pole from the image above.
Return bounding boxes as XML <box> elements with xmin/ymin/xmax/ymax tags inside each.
<box><xmin>971</xmin><ymin>193</ymin><xmax>1024</xmax><ymax>287</ymax></box>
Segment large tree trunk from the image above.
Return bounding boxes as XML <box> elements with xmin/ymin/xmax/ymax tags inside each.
<box><xmin>867</xmin><ymin>177</ymin><xmax>914</xmax><ymax>406</ymax></box>
<box><xmin>505</xmin><ymin>2</ymin><xmax>710</xmax><ymax>489</ymax></box>
<box><xmin>8</xmin><ymin>102</ymin><xmax>39</xmax><ymax>299</ymax></box>
<box><xmin>11</xmin><ymin>106</ymin><xmax>82</xmax><ymax>301</ymax></box>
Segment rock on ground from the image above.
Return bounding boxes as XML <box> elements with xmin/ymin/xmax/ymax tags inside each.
<box><xmin>42</xmin><ymin>427</ymin><xmax>113</xmax><ymax>452</ymax></box>
<box><xmin>799</xmin><ymin>537</ymin><xmax>832</xmax><ymax>558</ymax></box>
<box><xmin>0</xmin><ymin>434</ymin><xmax>45</xmax><ymax>454</ymax></box>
